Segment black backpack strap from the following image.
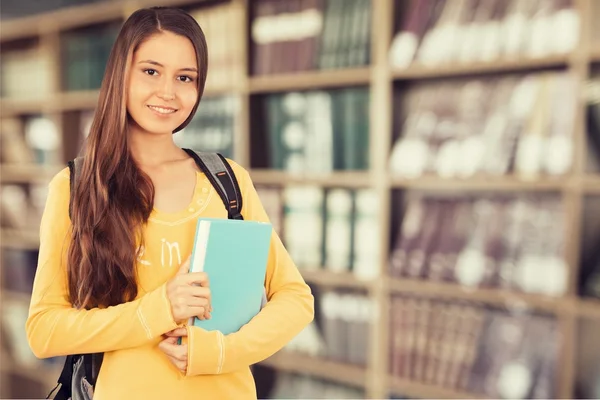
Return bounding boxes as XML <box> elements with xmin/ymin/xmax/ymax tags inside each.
<box><xmin>183</xmin><ymin>149</ymin><xmax>244</xmax><ymax>220</ymax></box>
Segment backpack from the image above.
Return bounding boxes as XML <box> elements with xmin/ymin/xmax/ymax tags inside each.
<box><xmin>47</xmin><ymin>149</ymin><xmax>243</xmax><ymax>400</ymax></box>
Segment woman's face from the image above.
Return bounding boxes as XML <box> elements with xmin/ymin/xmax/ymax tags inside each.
<box><xmin>126</xmin><ymin>31</ymin><xmax>199</xmax><ymax>135</ymax></box>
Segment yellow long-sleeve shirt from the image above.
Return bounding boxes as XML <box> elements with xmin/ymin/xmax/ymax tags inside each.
<box><xmin>26</xmin><ymin>159</ymin><xmax>314</xmax><ymax>400</ymax></box>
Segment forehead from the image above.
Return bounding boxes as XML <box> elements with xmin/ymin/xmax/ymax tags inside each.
<box><xmin>133</xmin><ymin>31</ymin><xmax>197</xmax><ymax>68</ymax></box>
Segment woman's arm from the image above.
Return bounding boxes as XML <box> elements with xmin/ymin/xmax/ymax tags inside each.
<box><xmin>185</xmin><ymin>162</ymin><xmax>314</xmax><ymax>376</ymax></box>
<box><xmin>26</xmin><ymin>170</ymin><xmax>179</xmax><ymax>358</ymax></box>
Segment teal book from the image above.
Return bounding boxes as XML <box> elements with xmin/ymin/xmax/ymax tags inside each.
<box><xmin>187</xmin><ymin>218</ymin><xmax>272</xmax><ymax>335</ymax></box>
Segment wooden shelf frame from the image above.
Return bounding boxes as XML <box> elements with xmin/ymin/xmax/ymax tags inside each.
<box><xmin>1</xmin><ymin>0</ymin><xmax>600</xmax><ymax>399</ymax></box>
<box><xmin>260</xmin><ymin>351</ymin><xmax>367</xmax><ymax>389</ymax></box>
<box><xmin>392</xmin><ymin>54</ymin><xmax>570</xmax><ymax>80</ymax></box>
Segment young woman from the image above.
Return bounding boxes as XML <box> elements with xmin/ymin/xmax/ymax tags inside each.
<box><xmin>26</xmin><ymin>7</ymin><xmax>314</xmax><ymax>399</ymax></box>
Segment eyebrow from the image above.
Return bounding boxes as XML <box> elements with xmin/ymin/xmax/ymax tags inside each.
<box><xmin>138</xmin><ymin>59</ymin><xmax>198</xmax><ymax>73</ymax></box>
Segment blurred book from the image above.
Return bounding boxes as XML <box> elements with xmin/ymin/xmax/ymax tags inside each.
<box><xmin>268</xmin><ymin>371</ymin><xmax>364</xmax><ymax>399</ymax></box>
<box><xmin>1</xmin><ymin>47</ymin><xmax>53</xmax><ymax>100</ymax></box>
<box><xmin>62</xmin><ymin>22</ymin><xmax>120</xmax><ymax>91</ymax></box>
<box><xmin>389</xmin><ymin>295</ymin><xmax>559</xmax><ymax>399</ymax></box>
<box><xmin>390</xmin><ymin>194</ymin><xmax>568</xmax><ymax>297</ymax></box>
<box><xmin>173</xmin><ymin>95</ymin><xmax>236</xmax><ymax>159</ymax></box>
<box><xmin>250</xmin><ymin>0</ymin><xmax>370</xmax><ymax>75</ymax></box>
<box><xmin>389</xmin><ymin>0</ymin><xmax>580</xmax><ymax>69</ymax></box>
<box><xmin>262</xmin><ymin>185</ymin><xmax>380</xmax><ymax>279</ymax></box>
<box><xmin>263</xmin><ymin>87</ymin><xmax>369</xmax><ymax>173</ymax></box>
<box><xmin>389</xmin><ymin>72</ymin><xmax>577</xmax><ymax>180</ymax></box>
<box><xmin>191</xmin><ymin>3</ymin><xmax>238</xmax><ymax>91</ymax></box>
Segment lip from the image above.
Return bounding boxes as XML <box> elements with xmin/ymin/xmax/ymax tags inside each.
<box><xmin>147</xmin><ymin>104</ymin><xmax>178</xmax><ymax>117</ymax></box>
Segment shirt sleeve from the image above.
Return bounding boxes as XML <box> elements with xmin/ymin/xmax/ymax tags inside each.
<box><xmin>185</xmin><ymin>161</ymin><xmax>315</xmax><ymax>376</ymax></box>
<box><xmin>26</xmin><ymin>169</ymin><xmax>179</xmax><ymax>358</ymax></box>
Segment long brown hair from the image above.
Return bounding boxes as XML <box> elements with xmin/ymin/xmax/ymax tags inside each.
<box><xmin>68</xmin><ymin>7</ymin><xmax>208</xmax><ymax>309</ymax></box>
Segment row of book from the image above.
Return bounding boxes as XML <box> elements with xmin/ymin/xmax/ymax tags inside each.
<box><xmin>390</xmin><ymin>71</ymin><xmax>577</xmax><ymax>180</ymax></box>
<box><xmin>389</xmin><ymin>295</ymin><xmax>559</xmax><ymax>399</ymax></box>
<box><xmin>266</xmin><ymin>372</ymin><xmax>364</xmax><ymax>399</ymax></box>
<box><xmin>2</xmin><ymin>0</ymin><xmax>104</xmax><ymax>20</ymax></box>
<box><xmin>256</xmin><ymin>185</ymin><xmax>380</xmax><ymax>280</ymax></box>
<box><xmin>389</xmin><ymin>0</ymin><xmax>581</xmax><ymax>69</ymax></box>
<box><xmin>190</xmin><ymin>3</ymin><xmax>240</xmax><ymax>91</ymax></box>
<box><xmin>62</xmin><ymin>23</ymin><xmax>120</xmax><ymax>91</ymax></box>
<box><xmin>258</xmin><ymin>87</ymin><xmax>370</xmax><ymax>172</ymax></box>
<box><xmin>1</xmin><ymin>116</ymin><xmax>62</xmax><ymax>165</ymax></box>
<box><xmin>250</xmin><ymin>0</ymin><xmax>371</xmax><ymax>76</ymax></box>
<box><xmin>287</xmin><ymin>291</ymin><xmax>375</xmax><ymax>367</ymax></box>
<box><xmin>1</xmin><ymin>184</ymin><xmax>47</xmax><ymax>231</ymax></box>
<box><xmin>390</xmin><ymin>194</ymin><xmax>568</xmax><ymax>296</ymax></box>
<box><xmin>1</xmin><ymin>3</ymin><xmax>239</xmax><ymax>99</ymax></box>
<box><xmin>174</xmin><ymin>95</ymin><xmax>237</xmax><ymax>160</ymax></box>
<box><xmin>1</xmin><ymin>47</ymin><xmax>54</xmax><ymax>100</ymax></box>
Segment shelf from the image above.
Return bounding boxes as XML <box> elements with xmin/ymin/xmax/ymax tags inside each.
<box><xmin>1</xmin><ymin>229</ymin><xmax>40</xmax><ymax>250</ymax></box>
<box><xmin>2</xmin><ymin>290</ymin><xmax>32</xmax><ymax>305</ymax></box>
<box><xmin>0</xmin><ymin>164</ymin><xmax>63</xmax><ymax>183</ymax></box>
<box><xmin>389</xmin><ymin>376</ymin><xmax>487</xmax><ymax>399</ymax></box>
<box><xmin>392</xmin><ymin>55</ymin><xmax>569</xmax><ymax>80</ymax></box>
<box><xmin>248</xmin><ymin>68</ymin><xmax>371</xmax><ymax>94</ymax></box>
<box><xmin>389</xmin><ymin>278</ymin><xmax>571</xmax><ymax>315</ymax></box>
<box><xmin>300</xmin><ymin>269</ymin><xmax>374</xmax><ymax>290</ymax></box>
<box><xmin>259</xmin><ymin>351</ymin><xmax>367</xmax><ymax>389</ymax></box>
<box><xmin>0</xmin><ymin>84</ymin><xmax>235</xmax><ymax>116</ymax></box>
<box><xmin>577</xmin><ymin>297</ymin><xmax>600</xmax><ymax>320</ymax></box>
<box><xmin>591</xmin><ymin>46</ymin><xmax>600</xmax><ymax>62</ymax></box>
<box><xmin>0</xmin><ymin>0</ymin><xmax>205</xmax><ymax>42</ymax></box>
<box><xmin>250</xmin><ymin>169</ymin><xmax>372</xmax><ymax>188</ymax></box>
<box><xmin>390</xmin><ymin>175</ymin><xmax>569</xmax><ymax>192</ymax></box>
<box><xmin>583</xmin><ymin>175</ymin><xmax>600</xmax><ymax>194</ymax></box>
<box><xmin>0</xmin><ymin>358</ymin><xmax>62</xmax><ymax>388</ymax></box>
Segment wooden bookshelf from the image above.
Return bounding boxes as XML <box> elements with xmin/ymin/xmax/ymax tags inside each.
<box><xmin>389</xmin><ymin>278</ymin><xmax>574</xmax><ymax>315</ymax></box>
<box><xmin>260</xmin><ymin>351</ymin><xmax>367</xmax><ymax>389</ymax></box>
<box><xmin>578</xmin><ymin>297</ymin><xmax>600</xmax><ymax>320</ymax></box>
<box><xmin>250</xmin><ymin>169</ymin><xmax>372</xmax><ymax>188</ymax></box>
<box><xmin>2</xmin><ymin>290</ymin><xmax>32</xmax><ymax>305</ymax></box>
<box><xmin>248</xmin><ymin>68</ymin><xmax>372</xmax><ymax>94</ymax></box>
<box><xmin>1</xmin><ymin>229</ymin><xmax>39</xmax><ymax>250</ymax></box>
<box><xmin>392</xmin><ymin>55</ymin><xmax>570</xmax><ymax>80</ymax></box>
<box><xmin>0</xmin><ymin>0</ymin><xmax>209</xmax><ymax>42</ymax></box>
<box><xmin>584</xmin><ymin>175</ymin><xmax>600</xmax><ymax>194</ymax></box>
<box><xmin>389</xmin><ymin>376</ymin><xmax>487</xmax><ymax>400</ymax></box>
<box><xmin>1</xmin><ymin>0</ymin><xmax>600</xmax><ymax>399</ymax></box>
<box><xmin>390</xmin><ymin>175</ymin><xmax>570</xmax><ymax>192</ymax></box>
<box><xmin>0</xmin><ymin>164</ymin><xmax>63</xmax><ymax>183</ymax></box>
<box><xmin>300</xmin><ymin>269</ymin><xmax>375</xmax><ymax>290</ymax></box>
<box><xmin>591</xmin><ymin>45</ymin><xmax>600</xmax><ymax>63</ymax></box>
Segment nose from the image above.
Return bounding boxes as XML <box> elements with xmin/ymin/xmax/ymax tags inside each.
<box><xmin>157</xmin><ymin>79</ymin><xmax>175</xmax><ymax>101</ymax></box>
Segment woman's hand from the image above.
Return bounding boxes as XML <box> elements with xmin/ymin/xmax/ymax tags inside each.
<box><xmin>166</xmin><ymin>256</ymin><xmax>212</xmax><ymax>324</ymax></box>
<box><xmin>159</xmin><ymin>327</ymin><xmax>189</xmax><ymax>373</ymax></box>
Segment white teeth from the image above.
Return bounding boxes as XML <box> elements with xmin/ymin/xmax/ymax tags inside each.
<box><xmin>148</xmin><ymin>106</ymin><xmax>176</xmax><ymax>114</ymax></box>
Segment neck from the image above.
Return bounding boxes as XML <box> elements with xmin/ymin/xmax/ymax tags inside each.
<box><xmin>128</xmin><ymin>123</ymin><xmax>185</xmax><ymax>168</ymax></box>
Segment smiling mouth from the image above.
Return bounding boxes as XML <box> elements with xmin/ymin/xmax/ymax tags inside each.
<box><xmin>147</xmin><ymin>105</ymin><xmax>178</xmax><ymax>114</ymax></box>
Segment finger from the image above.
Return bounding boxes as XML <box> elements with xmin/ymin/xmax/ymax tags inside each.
<box><xmin>165</xmin><ymin>327</ymin><xmax>188</xmax><ymax>337</ymax></box>
<box><xmin>185</xmin><ymin>288</ymin><xmax>211</xmax><ymax>303</ymax></box>
<box><xmin>180</xmin><ymin>305</ymin><xmax>207</xmax><ymax>320</ymax></box>
<box><xmin>158</xmin><ymin>336</ymin><xmax>179</xmax><ymax>353</ymax></box>
<box><xmin>165</xmin><ymin>344</ymin><xmax>187</xmax><ymax>362</ymax></box>
<box><xmin>185</xmin><ymin>271</ymin><xmax>209</xmax><ymax>287</ymax></box>
<box><xmin>176</xmin><ymin>360</ymin><xmax>187</xmax><ymax>373</ymax></box>
<box><xmin>177</xmin><ymin>255</ymin><xmax>192</xmax><ymax>275</ymax></box>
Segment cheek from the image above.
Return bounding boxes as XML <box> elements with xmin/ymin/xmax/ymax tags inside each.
<box><xmin>179</xmin><ymin>86</ymin><xmax>199</xmax><ymax>110</ymax></box>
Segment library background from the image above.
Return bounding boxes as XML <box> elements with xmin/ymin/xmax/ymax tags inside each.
<box><xmin>1</xmin><ymin>0</ymin><xmax>600</xmax><ymax>398</ymax></box>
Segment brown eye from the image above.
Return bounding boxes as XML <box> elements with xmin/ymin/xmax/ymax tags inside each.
<box><xmin>178</xmin><ymin>75</ymin><xmax>193</xmax><ymax>83</ymax></box>
<box><xmin>144</xmin><ymin>69</ymin><xmax>158</xmax><ymax>76</ymax></box>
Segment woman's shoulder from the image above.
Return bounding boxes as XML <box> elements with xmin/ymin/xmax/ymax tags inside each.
<box><xmin>48</xmin><ymin>167</ymin><xmax>71</xmax><ymax>193</ymax></box>
<box><xmin>224</xmin><ymin>158</ymin><xmax>251</xmax><ymax>186</ymax></box>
